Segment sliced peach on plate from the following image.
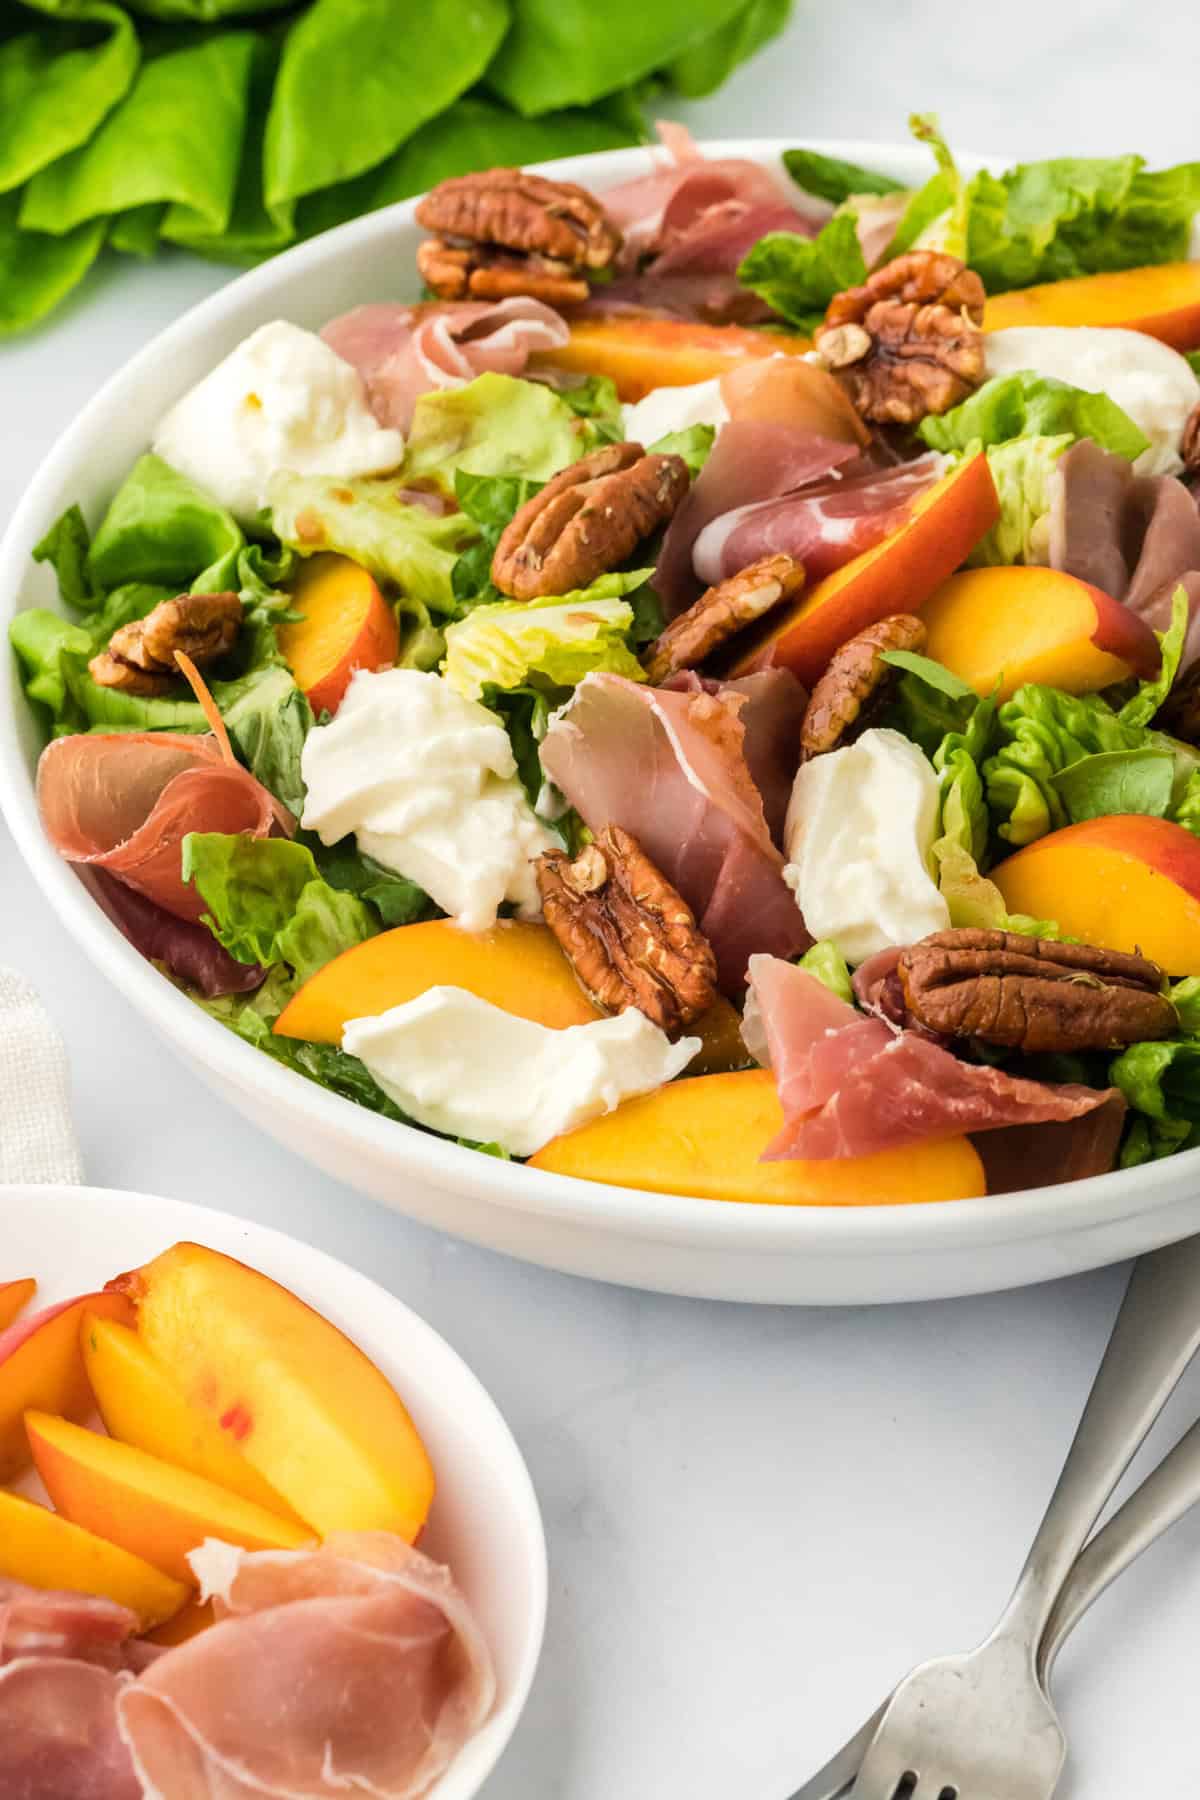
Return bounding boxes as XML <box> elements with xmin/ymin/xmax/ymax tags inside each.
<box><xmin>0</xmin><ymin>1289</ymin><xmax>134</xmax><ymax>1482</ymax></box>
<box><xmin>109</xmin><ymin>1242</ymin><xmax>435</xmax><ymax>1542</ymax></box>
<box><xmin>920</xmin><ymin>566</ymin><xmax>1161</xmax><ymax>700</ymax></box>
<box><xmin>277</xmin><ymin>552</ymin><xmax>399</xmax><ymax>717</ymax></box>
<box><xmin>984</xmin><ymin>262</ymin><xmax>1200</xmax><ymax>350</ymax></box>
<box><xmin>727</xmin><ymin>451</ymin><xmax>1000</xmax><ymax>688</ymax></box>
<box><xmin>144</xmin><ymin>1596</ymin><xmax>215</xmax><ymax>1646</ymax></box>
<box><xmin>81</xmin><ymin>1313</ymin><xmax>301</xmax><ymax>1521</ymax></box>
<box><xmin>0</xmin><ymin>1489</ymin><xmax>187</xmax><ymax>1629</ymax></box>
<box><xmin>532</xmin><ymin>315</ymin><xmax>812</xmax><ymax>402</ymax></box>
<box><xmin>530</xmin><ymin>1068</ymin><xmax>984</xmax><ymax>1204</ymax></box>
<box><xmin>25</xmin><ymin>1412</ymin><xmax>313</xmax><ymax>1586</ymax></box>
<box><xmin>0</xmin><ymin>1277</ymin><xmax>36</xmax><ymax>1332</ymax></box>
<box><xmin>274</xmin><ymin>917</ymin><xmax>747</xmax><ymax>1075</ymax></box>
<box><xmin>991</xmin><ymin>815</ymin><xmax>1200</xmax><ymax>975</ymax></box>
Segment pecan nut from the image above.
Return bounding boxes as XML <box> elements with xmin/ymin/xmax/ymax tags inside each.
<box><xmin>897</xmin><ymin>929</ymin><xmax>1176</xmax><ymax>1054</ymax></box>
<box><xmin>415</xmin><ymin>167</ymin><xmax>621</xmax><ymax>306</ymax></box>
<box><xmin>536</xmin><ymin>824</ymin><xmax>717</xmax><ymax>1034</ymax></box>
<box><xmin>90</xmin><ymin>591</ymin><xmax>243</xmax><ymax>691</ymax></box>
<box><xmin>492</xmin><ymin>442</ymin><xmax>689</xmax><ymax>601</ymax></box>
<box><xmin>642</xmin><ymin>554</ymin><xmax>805</xmax><ymax>684</ymax></box>
<box><xmin>814</xmin><ymin>250</ymin><xmax>987</xmax><ymax>425</ymax></box>
<box><xmin>799</xmin><ymin>613</ymin><xmax>926</xmax><ymax>756</ymax></box>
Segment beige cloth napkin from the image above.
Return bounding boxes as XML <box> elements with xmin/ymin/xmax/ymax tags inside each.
<box><xmin>0</xmin><ymin>966</ymin><xmax>83</xmax><ymax>1184</ymax></box>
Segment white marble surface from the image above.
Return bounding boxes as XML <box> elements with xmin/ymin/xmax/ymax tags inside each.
<box><xmin>6</xmin><ymin>11</ymin><xmax>1200</xmax><ymax>1793</ymax></box>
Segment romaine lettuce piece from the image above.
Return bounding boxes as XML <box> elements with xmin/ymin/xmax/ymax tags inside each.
<box><xmin>183</xmin><ymin>833</ymin><xmax>376</xmax><ymax>983</ymax></box>
<box><xmin>402</xmin><ymin>372</ymin><xmax>598</xmax><ymax>493</ymax></box>
<box><xmin>442</xmin><ymin>571</ymin><xmax>651</xmax><ymax>700</ymax></box>
<box><xmin>267</xmin><ymin>472</ymin><xmax>473</xmax><ymax>612</ymax></box>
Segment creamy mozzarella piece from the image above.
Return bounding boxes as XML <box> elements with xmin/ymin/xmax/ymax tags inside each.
<box><xmin>622</xmin><ymin>375</ymin><xmax>730</xmax><ymax>442</ymax></box>
<box><xmin>783</xmin><ymin>727</ymin><xmax>949</xmax><ymax>965</ymax></box>
<box><xmin>343</xmin><ymin>988</ymin><xmax>700</xmax><ymax>1156</ymax></box>
<box><xmin>984</xmin><ymin>326</ymin><xmax>1200</xmax><ymax>477</ymax></box>
<box><xmin>153</xmin><ymin>320</ymin><xmax>405</xmax><ymax>522</ymax></box>
<box><xmin>301</xmin><ymin>668</ymin><xmax>556</xmax><ymax>932</ymax></box>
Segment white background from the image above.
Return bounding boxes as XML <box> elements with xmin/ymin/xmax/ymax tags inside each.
<box><xmin>5</xmin><ymin>6</ymin><xmax>1200</xmax><ymax>1792</ymax></box>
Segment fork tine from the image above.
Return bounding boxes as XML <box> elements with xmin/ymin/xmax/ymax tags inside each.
<box><xmin>782</xmin><ymin>1705</ymin><xmax>886</xmax><ymax>1799</ymax></box>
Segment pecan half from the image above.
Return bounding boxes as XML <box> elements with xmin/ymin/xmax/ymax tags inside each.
<box><xmin>814</xmin><ymin>250</ymin><xmax>987</xmax><ymax>425</ymax></box>
<box><xmin>1182</xmin><ymin>399</ymin><xmax>1200</xmax><ymax>475</ymax></box>
<box><xmin>536</xmin><ymin>825</ymin><xmax>717</xmax><ymax>1034</ymax></box>
<box><xmin>492</xmin><ymin>442</ymin><xmax>689</xmax><ymax>601</ymax></box>
<box><xmin>897</xmin><ymin>929</ymin><xmax>1176</xmax><ymax>1054</ymax></box>
<box><xmin>414</xmin><ymin>168</ymin><xmax>621</xmax><ymax>305</ymax></box>
<box><xmin>643</xmin><ymin>554</ymin><xmax>805</xmax><ymax>684</ymax></box>
<box><xmin>800</xmin><ymin>614</ymin><xmax>926</xmax><ymax>756</ymax></box>
<box><xmin>90</xmin><ymin>591</ymin><xmax>243</xmax><ymax>691</ymax></box>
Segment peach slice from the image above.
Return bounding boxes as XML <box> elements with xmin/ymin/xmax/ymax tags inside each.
<box><xmin>144</xmin><ymin>1597</ymin><xmax>215</xmax><ymax>1646</ymax></box>
<box><xmin>727</xmin><ymin>451</ymin><xmax>1000</xmax><ymax>687</ymax></box>
<box><xmin>991</xmin><ymin>815</ymin><xmax>1200</xmax><ymax>975</ymax></box>
<box><xmin>277</xmin><ymin>552</ymin><xmax>399</xmax><ymax>717</ymax></box>
<box><xmin>0</xmin><ymin>1489</ymin><xmax>187</xmax><ymax>1629</ymax></box>
<box><xmin>274</xmin><ymin>917</ymin><xmax>747</xmax><ymax>1075</ymax></box>
<box><xmin>532</xmin><ymin>315</ymin><xmax>812</xmax><ymax>402</ymax></box>
<box><xmin>529</xmin><ymin>1068</ymin><xmax>984</xmax><ymax>1204</ymax></box>
<box><xmin>81</xmin><ymin>1314</ymin><xmax>300</xmax><ymax>1521</ymax></box>
<box><xmin>109</xmin><ymin>1243</ymin><xmax>435</xmax><ymax>1542</ymax></box>
<box><xmin>0</xmin><ymin>1278</ymin><xmax>36</xmax><ymax>1332</ymax></box>
<box><xmin>984</xmin><ymin>262</ymin><xmax>1200</xmax><ymax>350</ymax></box>
<box><xmin>25</xmin><ymin>1412</ymin><xmax>313</xmax><ymax>1586</ymax></box>
<box><xmin>920</xmin><ymin>566</ymin><xmax>1161</xmax><ymax>700</ymax></box>
<box><xmin>0</xmin><ymin>1290</ymin><xmax>134</xmax><ymax>1482</ymax></box>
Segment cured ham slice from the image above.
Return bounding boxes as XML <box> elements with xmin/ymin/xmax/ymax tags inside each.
<box><xmin>38</xmin><ymin>733</ymin><xmax>289</xmax><ymax>926</ymax></box>
<box><xmin>116</xmin><ymin>1533</ymin><xmax>495</xmax><ymax>1800</ymax></box>
<box><xmin>322</xmin><ymin>298</ymin><xmax>570</xmax><ymax>433</ymax></box>
<box><xmin>88</xmin><ymin>871</ymin><xmax>265</xmax><ymax>999</ymax></box>
<box><xmin>972</xmin><ymin>1098</ymin><xmax>1127</xmax><ymax>1194</ymax></box>
<box><xmin>747</xmin><ymin>957</ymin><xmax>1121</xmax><ymax>1162</ymax></box>
<box><xmin>540</xmin><ymin>670</ymin><xmax>809</xmax><ymax>991</ymax></box>
<box><xmin>0</xmin><ymin>1581</ymin><xmax>140</xmax><ymax>1673</ymax></box>
<box><xmin>655</xmin><ymin>422</ymin><xmax>861</xmax><ymax>616</ymax></box>
<box><xmin>1049</xmin><ymin>439</ymin><xmax>1200</xmax><ymax>667</ymax></box>
<box><xmin>3</xmin><ymin>1659</ymin><xmax>140</xmax><ymax>1800</ymax></box>
<box><xmin>691</xmin><ymin>452</ymin><xmax>944</xmax><ymax>590</ymax></box>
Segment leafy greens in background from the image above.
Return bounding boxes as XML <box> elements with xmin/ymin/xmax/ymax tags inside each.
<box><xmin>0</xmin><ymin>0</ymin><xmax>790</xmax><ymax>335</ymax></box>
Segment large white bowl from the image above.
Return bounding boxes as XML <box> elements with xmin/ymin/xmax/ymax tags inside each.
<box><xmin>4</xmin><ymin>1183</ymin><xmax>546</xmax><ymax>1798</ymax></box>
<box><xmin>5</xmin><ymin>138</ymin><xmax>1200</xmax><ymax>1306</ymax></box>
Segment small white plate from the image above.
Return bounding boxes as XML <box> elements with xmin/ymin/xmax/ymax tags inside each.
<box><xmin>2</xmin><ymin>1182</ymin><xmax>547</xmax><ymax>1799</ymax></box>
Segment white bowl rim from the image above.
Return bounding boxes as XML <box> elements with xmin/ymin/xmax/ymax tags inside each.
<box><xmin>1</xmin><ymin>1180</ymin><xmax>548</xmax><ymax>1798</ymax></box>
<box><xmin>1</xmin><ymin>134</ymin><xmax>1190</xmax><ymax>1261</ymax></box>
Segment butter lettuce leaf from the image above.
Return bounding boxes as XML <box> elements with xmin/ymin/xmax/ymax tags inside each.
<box><xmin>970</xmin><ymin>435</ymin><xmax>1072</xmax><ymax>568</ymax></box>
<box><xmin>87</xmin><ymin>453</ymin><xmax>244</xmax><ymax>591</ymax></box>
<box><xmin>183</xmin><ymin>833</ymin><xmax>375</xmax><ymax>982</ymax></box>
<box><xmin>918</xmin><ymin>372</ymin><xmax>1149</xmax><ymax>462</ymax></box>
<box><xmin>796</xmin><ymin>940</ymin><xmax>853</xmax><ymax>1004</ymax></box>
<box><xmin>442</xmin><ymin>571</ymin><xmax>652</xmax><ymax>700</ymax></box>
<box><xmin>0</xmin><ymin>190</ymin><xmax>106</xmax><ymax>336</ymax></box>
<box><xmin>32</xmin><ymin>503</ymin><xmax>95</xmax><ymax>610</ymax></box>
<box><xmin>0</xmin><ymin>1</ymin><xmax>138</xmax><ymax>196</ymax></box>
<box><xmin>403</xmin><ymin>373</ymin><xmax>601</xmax><ymax>495</ymax></box>
<box><xmin>648</xmin><ymin>422</ymin><xmax>716</xmax><ymax>478</ymax></box>
<box><xmin>735</xmin><ymin>211</ymin><xmax>866</xmax><ymax>333</ymax></box>
<box><xmin>887</xmin><ymin>113</ymin><xmax>969</xmax><ymax>260</ymax></box>
<box><xmin>783</xmin><ymin>147</ymin><xmax>902</xmax><ymax>206</ymax></box>
<box><xmin>267</xmin><ymin>472</ymin><xmax>474</xmax><ymax>613</ymax></box>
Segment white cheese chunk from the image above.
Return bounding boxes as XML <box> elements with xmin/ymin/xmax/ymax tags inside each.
<box><xmin>343</xmin><ymin>988</ymin><xmax>700</xmax><ymax>1156</ymax></box>
<box><xmin>153</xmin><ymin>320</ymin><xmax>405</xmax><ymax>522</ymax></box>
<box><xmin>301</xmin><ymin>668</ymin><xmax>556</xmax><ymax>932</ymax></box>
<box><xmin>622</xmin><ymin>375</ymin><xmax>730</xmax><ymax>443</ymax></box>
<box><xmin>783</xmin><ymin>727</ymin><xmax>949</xmax><ymax>965</ymax></box>
<box><xmin>984</xmin><ymin>326</ymin><xmax>1200</xmax><ymax>477</ymax></box>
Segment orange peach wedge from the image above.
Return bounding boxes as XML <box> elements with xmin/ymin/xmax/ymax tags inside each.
<box><xmin>109</xmin><ymin>1242</ymin><xmax>435</xmax><ymax>1542</ymax></box>
<box><xmin>0</xmin><ymin>1489</ymin><xmax>187</xmax><ymax>1629</ymax></box>
<box><xmin>728</xmin><ymin>451</ymin><xmax>1000</xmax><ymax>688</ymax></box>
<box><xmin>144</xmin><ymin>1597</ymin><xmax>216</xmax><ymax>1646</ymax></box>
<box><xmin>532</xmin><ymin>314</ymin><xmax>811</xmax><ymax>401</ymax></box>
<box><xmin>277</xmin><ymin>552</ymin><xmax>399</xmax><ymax>717</ymax></box>
<box><xmin>274</xmin><ymin>917</ymin><xmax>748</xmax><ymax>1077</ymax></box>
<box><xmin>82</xmin><ymin>1313</ymin><xmax>301</xmax><ymax>1521</ymax></box>
<box><xmin>985</xmin><ymin>263</ymin><xmax>1200</xmax><ymax>351</ymax></box>
<box><xmin>920</xmin><ymin>566</ymin><xmax>1161</xmax><ymax>700</ymax></box>
<box><xmin>0</xmin><ymin>1289</ymin><xmax>133</xmax><ymax>1482</ymax></box>
<box><xmin>25</xmin><ymin>1412</ymin><xmax>313</xmax><ymax>1586</ymax></box>
<box><xmin>992</xmin><ymin>815</ymin><xmax>1200</xmax><ymax>976</ymax></box>
<box><xmin>530</xmin><ymin>1068</ymin><xmax>984</xmax><ymax>1204</ymax></box>
<box><xmin>0</xmin><ymin>1277</ymin><xmax>36</xmax><ymax>1332</ymax></box>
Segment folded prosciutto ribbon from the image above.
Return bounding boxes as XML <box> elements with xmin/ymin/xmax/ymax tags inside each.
<box><xmin>745</xmin><ymin>955</ymin><xmax>1124</xmax><ymax>1166</ymax></box>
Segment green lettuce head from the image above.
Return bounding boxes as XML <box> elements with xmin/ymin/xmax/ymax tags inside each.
<box><xmin>442</xmin><ymin>571</ymin><xmax>651</xmax><ymax>700</ymax></box>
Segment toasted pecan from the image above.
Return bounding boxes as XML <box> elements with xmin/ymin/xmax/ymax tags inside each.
<box><xmin>90</xmin><ymin>590</ymin><xmax>243</xmax><ymax>692</ymax></box>
<box><xmin>799</xmin><ymin>614</ymin><xmax>926</xmax><ymax>756</ymax></box>
<box><xmin>643</xmin><ymin>554</ymin><xmax>805</xmax><ymax>684</ymax></box>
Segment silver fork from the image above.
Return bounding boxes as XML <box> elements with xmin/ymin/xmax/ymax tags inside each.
<box><xmin>786</xmin><ymin>1234</ymin><xmax>1200</xmax><ymax>1800</ymax></box>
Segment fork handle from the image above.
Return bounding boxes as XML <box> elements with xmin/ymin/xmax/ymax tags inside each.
<box><xmin>1000</xmin><ymin>1234</ymin><xmax>1200</xmax><ymax>1652</ymax></box>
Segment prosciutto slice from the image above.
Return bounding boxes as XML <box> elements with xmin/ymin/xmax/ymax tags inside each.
<box><xmin>692</xmin><ymin>452</ymin><xmax>944</xmax><ymax>590</ymax></box>
<box><xmin>1049</xmin><ymin>439</ymin><xmax>1200</xmax><ymax>667</ymax></box>
<box><xmin>116</xmin><ymin>1533</ymin><xmax>495</xmax><ymax>1800</ymax></box>
<box><xmin>540</xmin><ymin>670</ymin><xmax>809</xmax><ymax>990</ymax></box>
<box><xmin>38</xmin><ymin>734</ymin><xmax>289</xmax><ymax>925</ymax></box>
<box><xmin>747</xmin><ymin>957</ymin><xmax>1122</xmax><ymax>1162</ymax></box>
<box><xmin>972</xmin><ymin>1098</ymin><xmax>1127</xmax><ymax>1193</ymax></box>
<box><xmin>88</xmin><ymin>870</ymin><xmax>264</xmax><ymax>999</ymax></box>
<box><xmin>322</xmin><ymin>298</ymin><xmax>569</xmax><ymax>433</ymax></box>
<box><xmin>655</xmin><ymin>422</ymin><xmax>861</xmax><ymax>615</ymax></box>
